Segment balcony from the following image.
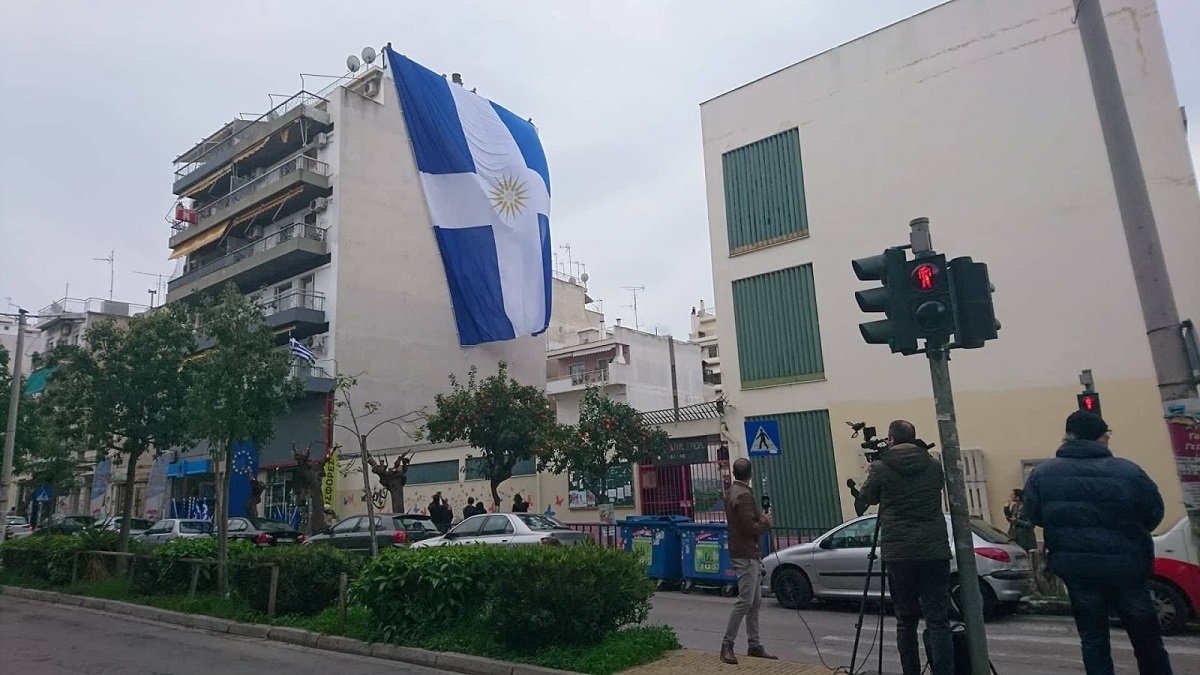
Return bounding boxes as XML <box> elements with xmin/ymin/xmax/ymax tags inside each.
<box><xmin>546</xmin><ymin>365</ymin><xmax>629</xmax><ymax>396</ymax></box>
<box><xmin>261</xmin><ymin>291</ymin><xmax>327</xmax><ymax>342</ymax></box>
<box><xmin>173</xmin><ymin>90</ymin><xmax>332</xmax><ymax>197</ymax></box>
<box><xmin>170</xmin><ymin>154</ymin><xmax>332</xmax><ymax>250</ymax></box>
<box><xmin>291</xmin><ymin>362</ymin><xmax>335</xmax><ymax>394</ymax></box>
<box><xmin>167</xmin><ymin>223</ymin><xmax>330</xmax><ymax>303</ymax></box>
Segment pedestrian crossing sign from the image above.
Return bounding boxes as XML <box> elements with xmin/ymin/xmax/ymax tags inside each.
<box><xmin>744</xmin><ymin>419</ymin><xmax>782</xmax><ymax>457</ymax></box>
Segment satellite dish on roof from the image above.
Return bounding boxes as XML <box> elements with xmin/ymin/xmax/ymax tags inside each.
<box><xmin>362</xmin><ymin>46</ymin><xmax>377</xmax><ymax>64</ymax></box>
<box><xmin>346</xmin><ymin>55</ymin><xmax>361</xmax><ymax>72</ymax></box>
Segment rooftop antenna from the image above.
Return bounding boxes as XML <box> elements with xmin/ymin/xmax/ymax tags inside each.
<box><xmin>134</xmin><ymin>270</ymin><xmax>168</xmax><ymax>303</ymax></box>
<box><xmin>361</xmin><ymin>46</ymin><xmax>377</xmax><ymax>65</ymax></box>
<box><xmin>346</xmin><ymin>54</ymin><xmax>362</xmax><ymax>73</ymax></box>
<box><xmin>621</xmin><ymin>285</ymin><xmax>645</xmax><ymax>331</ymax></box>
<box><xmin>93</xmin><ymin>250</ymin><xmax>114</xmax><ymax>300</ymax></box>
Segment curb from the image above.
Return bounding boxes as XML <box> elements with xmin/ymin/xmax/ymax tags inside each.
<box><xmin>1</xmin><ymin>585</ymin><xmax>575</xmax><ymax>675</ymax></box>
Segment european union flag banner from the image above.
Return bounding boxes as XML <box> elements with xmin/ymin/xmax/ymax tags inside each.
<box><xmin>386</xmin><ymin>47</ymin><xmax>552</xmax><ymax>346</ymax></box>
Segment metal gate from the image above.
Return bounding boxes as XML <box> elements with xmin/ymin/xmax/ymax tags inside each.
<box><xmin>638</xmin><ymin>435</ymin><xmax>730</xmax><ymax>522</ymax></box>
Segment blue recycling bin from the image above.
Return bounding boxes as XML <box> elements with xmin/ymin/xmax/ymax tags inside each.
<box><xmin>679</xmin><ymin>522</ymin><xmax>771</xmax><ymax>595</ymax></box>
<box><xmin>618</xmin><ymin>515</ymin><xmax>691</xmax><ymax>587</ymax></box>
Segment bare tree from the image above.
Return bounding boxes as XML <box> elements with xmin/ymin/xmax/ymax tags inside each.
<box><xmin>368</xmin><ymin>450</ymin><xmax>414</xmax><ymax>514</ymax></box>
<box><xmin>291</xmin><ymin>442</ymin><xmax>333</xmax><ymax>535</ymax></box>
<box><xmin>246</xmin><ymin>479</ymin><xmax>266</xmax><ymax>518</ymax></box>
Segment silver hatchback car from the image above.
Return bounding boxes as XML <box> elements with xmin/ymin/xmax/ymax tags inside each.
<box><xmin>762</xmin><ymin>514</ymin><xmax>1032</xmax><ymax>620</ymax></box>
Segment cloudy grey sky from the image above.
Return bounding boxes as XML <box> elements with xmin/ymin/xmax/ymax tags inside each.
<box><xmin>1</xmin><ymin>0</ymin><xmax>1197</xmax><ymax>336</ymax></box>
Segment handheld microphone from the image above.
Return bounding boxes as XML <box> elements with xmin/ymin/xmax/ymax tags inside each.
<box><xmin>760</xmin><ymin>475</ymin><xmax>771</xmax><ymax>514</ymax></box>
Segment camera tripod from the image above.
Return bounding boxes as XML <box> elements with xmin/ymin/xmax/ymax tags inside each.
<box><xmin>849</xmin><ymin>514</ymin><xmax>887</xmax><ymax>675</ymax></box>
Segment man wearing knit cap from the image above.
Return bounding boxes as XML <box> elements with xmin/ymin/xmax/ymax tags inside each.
<box><xmin>1023</xmin><ymin>411</ymin><xmax>1173</xmax><ymax>675</ymax></box>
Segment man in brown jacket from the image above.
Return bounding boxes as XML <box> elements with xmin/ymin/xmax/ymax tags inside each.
<box><xmin>721</xmin><ymin>458</ymin><xmax>777</xmax><ymax>664</ymax></box>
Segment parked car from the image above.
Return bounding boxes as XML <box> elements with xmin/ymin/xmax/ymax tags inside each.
<box><xmin>227</xmin><ymin>517</ymin><xmax>303</xmax><ymax>547</ymax></box>
<box><xmin>1151</xmin><ymin>516</ymin><xmax>1200</xmax><ymax>635</ymax></box>
<box><xmin>94</xmin><ymin>516</ymin><xmax>156</xmax><ymax>537</ymax></box>
<box><xmin>762</xmin><ymin>514</ymin><xmax>1032</xmax><ymax>620</ymax></box>
<box><xmin>5</xmin><ymin>515</ymin><xmax>33</xmax><ymax>539</ymax></box>
<box><xmin>304</xmin><ymin>513</ymin><xmax>442</xmax><ymax>553</ymax></box>
<box><xmin>33</xmin><ymin>514</ymin><xmax>94</xmax><ymax>536</ymax></box>
<box><xmin>410</xmin><ymin>513</ymin><xmax>592</xmax><ymax>549</ymax></box>
<box><xmin>135</xmin><ymin>519</ymin><xmax>214</xmax><ymax>547</ymax></box>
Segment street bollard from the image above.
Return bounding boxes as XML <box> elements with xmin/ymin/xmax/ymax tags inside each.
<box><xmin>267</xmin><ymin>565</ymin><xmax>280</xmax><ymax>618</ymax></box>
<box><xmin>339</xmin><ymin>572</ymin><xmax>348</xmax><ymax>627</ymax></box>
<box><xmin>189</xmin><ymin>563</ymin><xmax>200</xmax><ymax>599</ymax></box>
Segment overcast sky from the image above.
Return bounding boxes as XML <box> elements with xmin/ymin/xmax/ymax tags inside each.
<box><xmin>1</xmin><ymin>0</ymin><xmax>1197</xmax><ymax>337</ymax></box>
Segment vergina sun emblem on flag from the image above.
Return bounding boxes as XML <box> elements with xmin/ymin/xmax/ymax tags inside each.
<box><xmin>489</xmin><ymin>174</ymin><xmax>529</xmax><ymax>220</ymax></box>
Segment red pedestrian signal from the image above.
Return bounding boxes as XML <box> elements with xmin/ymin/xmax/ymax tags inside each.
<box><xmin>1076</xmin><ymin>393</ymin><xmax>1102</xmax><ymax>417</ymax></box>
<box><xmin>911</xmin><ymin>263</ymin><xmax>939</xmax><ymax>291</ymax></box>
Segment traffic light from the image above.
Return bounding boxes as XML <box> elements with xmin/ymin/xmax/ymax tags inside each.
<box><xmin>949</xmin><ymin>256</ymin><xmax>1000</xmax><ymax>349</ymax></box>
<box><xmin>906</xmin><ymin>254</ymin><xmax>955</xmax><ymax>341</ymax></box>
<box><xmin>1077</xmin><ymin>392</ymin><xmax>1102</xmax><ymax>417</ymax></box>
<box><xmin>852</xmin><ymin>248</ymin><xmax>916</xmax><ymax>354</ymax></box>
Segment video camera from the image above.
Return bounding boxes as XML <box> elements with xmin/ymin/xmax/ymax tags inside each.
<box><xmin>846</xmin><ymin>421</ymin><xmax>890</xmax><ymax>463</ymax></box>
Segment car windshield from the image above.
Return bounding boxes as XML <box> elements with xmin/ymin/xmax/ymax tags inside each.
<box><xmin>516</xmin><ymin>514</ymin><xmax>571</xmax><ymax>532</ymax></box>
<box><xmin>179</xmin><ymin>521</ymin><xmax>213</xmax><ymax>534</ymax></box>
<box><xmin>397</xmin><ymin>517</ymin><xmax>439</xmax><ymax>531</ymax></box>
<box><xmin>249</xmin><ymin>519</ymin><xmax>294</xmax><ymax>532</ymax></box>
<box><xmin>127</xmin><ymin>519</ymin><xmax>156</xmax><ymax>530</ymax></box>
<box><xmin>7</xmin><ymin>516</ymin><xmax>28</xmax><ymax>525</ymax></box>
<box><xmin>970</xmin><ymin>518</ymin><xmax>1014</xmax><ymax>545</ymax></box>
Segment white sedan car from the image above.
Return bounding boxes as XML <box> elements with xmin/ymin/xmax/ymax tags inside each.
<box><xmin>410</xmin><ymin>513</ymin><xmax>592</xmax><ymax>548</ymax></box>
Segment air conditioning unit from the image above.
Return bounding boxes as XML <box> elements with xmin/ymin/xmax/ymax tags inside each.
<box><xmin>246</xmin><ymin>225</ymin><xmax>263</xmax><ymax>240</ymax></box>
<box><xmin>310</xmin><ymin>197</ymin><xmax>329</xmax><ymax>212</ymax></box>
<box><xmin>363</xmin><ymin>79</ymin><xmax>379</xmax><ymax>98</ymax></box>
<box><xmin>316</xmin><ymin>132</ymin><xmax>330</xmax><ymax>148</ymax></box>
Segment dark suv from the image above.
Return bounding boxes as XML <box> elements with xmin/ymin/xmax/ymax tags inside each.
<box><xmin>304</xmin><ymin>513</ymin><xmax>441</xmax><ymax>553</ymax></box>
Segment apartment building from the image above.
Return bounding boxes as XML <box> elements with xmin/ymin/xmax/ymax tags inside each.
<box><xmin>701</xmin><ymin>0</ymin><xmax>1200</xmax><ymax>531</ymax></box>
<box><xmin>0</xmin><ymin>314</ymin><xmax>41</xmax><ymax>376</ymax></box>
<box><xmin>689</xmin><ymin>300</ymin><xmax>722</xmax><ymax>396</ymax></box>
<box><xmin>162</xmin><ymin>59</ymin><xmax>545</xmax><ymax>522</ymax></box>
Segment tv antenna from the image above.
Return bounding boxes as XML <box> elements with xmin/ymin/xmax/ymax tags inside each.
<box><xmin>621</xmin><ymin>285</ymin><xmax>645</xmax><ymax>331</ymax></box>
<box><xmin>134</xmin><ymin>271</ymin><xmax>168</xmax><ymax>306</ymax></box>
<box><xmin>93</xmin><ymin>250</ymin><xmax>114</xmax><ymax>300</ymax></box>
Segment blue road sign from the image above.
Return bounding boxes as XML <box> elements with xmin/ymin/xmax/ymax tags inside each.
<box><xmin>33</xmin><ymin>487</ymin><xmax>52</xmax><ymax>503</ymax></box>
<box><xmin>745</xmin><ymin>419</ymin><xmax>782</xmax><ymax>457</ymax></box>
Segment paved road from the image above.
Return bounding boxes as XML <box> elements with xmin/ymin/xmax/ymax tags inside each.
<box><xmin>650</xmin><ymin>591</ymin><xmax>1200</xmax><ymax>675</ymax></box>
<box><xmin>0</xmin><ymin>597</ymin><xmax>448</xmax><ymax>675</ymax></box>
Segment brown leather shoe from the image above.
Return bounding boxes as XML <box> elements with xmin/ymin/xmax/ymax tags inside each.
<box><xmin>747</xmin><ymin>646</ymin><xmax>778</xmax><ymax>660</ymax></box>
<box><xmin>720</xmin><ymin>644</ymin><xmax>739</xmax><ymax>665</ymax></box>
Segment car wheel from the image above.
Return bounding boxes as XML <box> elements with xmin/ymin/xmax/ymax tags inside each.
<box><xmin>773</xmin><ymin>567</ymin><xmax>813</xmax><ymax>609</ymax></box>
<box><xmin>950</xmin><ymin>577</ymin><xmax>997</xmax><ymax>621</ymax></box>
<box><xmin>1147</xmin><ymin>578</ymin><xmax>1189</xmax><ymax>636</ymax></box>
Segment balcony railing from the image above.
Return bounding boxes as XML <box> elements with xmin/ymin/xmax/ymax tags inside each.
<box><xmin>37</xmin><ymin>297</ymin><xmax>149</xmax><ymax>320</ymax></box>
<box><xmin>570</xmin><ymin>368</ymin><xmax>610</xmax><ymax>386</ymax></box>
<box><xmin>170</xmin><ymin>223</ymin><xmax>327</xmax><ymax>289</ymax></box>
<box><xmin>290</xmin><ymin>362</ymin><xmax>333</xmax><ymax>380</ymax></box>
<box><xmin>259</xmin><ymin>290</ymin><xmax>324</xmax><ymax>315</ymax></box>
<box><xmin>174</xmin><ymin>90</ymin><xmax>330</xmax><ymax>182</ymax></box>
<box><xmin>175</xmin><ymin>154</ymin><xmax>330</xmax><ymax>233</ymax></box>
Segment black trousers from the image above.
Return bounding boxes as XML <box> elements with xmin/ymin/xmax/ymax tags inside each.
<box><xmin>887</xmin><ymin>558</ymin><xmax>954</xmax><ymax>675</ymax></box>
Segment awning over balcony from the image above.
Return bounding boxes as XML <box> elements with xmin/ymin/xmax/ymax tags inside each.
<box><xmin>556</xmin><ymin>344</ymin><xmax>617</xmax><ymax>358</ymax></box>
<box><xmin>232</xmin><ymin>186</ymin><xmax>305</xmax><ymax>227</ymax></box>
<box><xmin>181</xmin><ymin>164</ymin><xmax>233</xmax><ymax>199</ymax></box>
<box><xmin>169</xmin><ymin>222</ymin><xmax>230</xmax><ymax>260</ymax></box>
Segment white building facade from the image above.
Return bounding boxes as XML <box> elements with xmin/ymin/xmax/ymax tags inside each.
<box><xmin>701</xmin><ymin>0</ymin><xmax>1200</xmax><ymax>532</ymax></box>
<box><xmin>690</xmin><ymin>300</ymin><xmax>722</xmax><ymax>396</ymax></box>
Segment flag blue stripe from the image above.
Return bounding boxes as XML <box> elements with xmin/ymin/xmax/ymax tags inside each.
<box><xmin>386</xmin><ymin>50</ymin><xmax>475</xmax><ymax>175</ymax></box>
<box><xmin>432</xmin><ymin>225</ymin><xmax>516</xmax><ymax>345</ymax></box>
<box><xmin>490</xmin><ymin>101</ymin><xmax>551</xmax><ymax>196</ymax></box>
<box><xmin>535</xmin><ymin>213</ymin><xmax>552</xmax><ymax>336</ymax></box>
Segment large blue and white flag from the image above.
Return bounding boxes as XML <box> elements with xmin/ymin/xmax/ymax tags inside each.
<box><xmin>386</xmin><ymin>47</ymin><xmax>552</xmax><ymax>347</ymax></box>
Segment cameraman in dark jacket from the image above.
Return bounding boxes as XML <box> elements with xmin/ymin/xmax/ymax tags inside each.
<box><xmin>1023</xmin><ymin>411</ymin><xmax>1172</xmax><ymax>675</ymax></box>
<box><xmin>860</xmin><ymin>420</ymin><xmax>953</xmax><ymax>675</ymax></box>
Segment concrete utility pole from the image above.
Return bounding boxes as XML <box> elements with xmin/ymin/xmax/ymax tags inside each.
<box><xmin>1075</xmin><ymin>1</ymin><xmax>1200</xmax><ymax>538</ymax></box>
<box><xmin>0</xmin><ymin>309</ymin><xmax>29</xmax><ymax>543</ymax></box>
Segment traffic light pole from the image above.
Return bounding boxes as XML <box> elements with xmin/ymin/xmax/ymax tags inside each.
<box><xmin>926</xmin><ymin>340</ymin><xmax>990</xmax><ymax>675</ymax></box>
<box><xmin>1076</xmin><ymin>0</ymin><xmax>1200</xmax><ymax>545</ymax></box>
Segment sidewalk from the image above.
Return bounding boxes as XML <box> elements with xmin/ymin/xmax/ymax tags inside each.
<box><xmin>624</xmin><ymin>649</ymin><xmax>836</xmax><ymax>675</ymax></box>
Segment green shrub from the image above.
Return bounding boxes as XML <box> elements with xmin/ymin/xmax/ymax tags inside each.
<box><xmin>0</xmin><ymin>531</ymin><xmax>124</xmax><ymax>585</ymax></box>
<box><xmin>353</xmin><ymin>545</ymin><xmax>654</xmax><ymax>651</ymax></box>
<box><xmin>353</xmin><ymin>546</ymin><xmax>494</xmax><ymax>641</ymax></box>
<box><xmin>130</xmin><ymin>538</ymin><xmax>257</xmax><ymax>596</ymax></box>
<box><xmin>231</xmin><ymin>545</ymin><xmax>361</xmax><ymax>616</ymax></box>
<box><xmin>486</xmin><ymin>545</ymin><xmax>654</xmax><ymax>653</ymax></box>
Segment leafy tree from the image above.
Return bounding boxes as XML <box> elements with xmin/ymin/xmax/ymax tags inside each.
<box><xmin>543</xmin><ymin>386</ymin><xmax>669</xmax><ymax>506</ymax></box>
<box><xmin>185</xmin><ymin>284</ymin><xmax>299</xmax><ymax>595</ymax></box>
<box><xmin>424</xmin><ymin>361</ymin><xmax>565</xmax><ymax>509</ymax></box>
<box><xmin>10</xmin><ymin>376</ymin><xmax>79</xmax><ymax>513</ymax></box>
<box><xmin>34</xmin><ymin>309</ymin><xmax>196</xmax><ymax>553</ymax></box>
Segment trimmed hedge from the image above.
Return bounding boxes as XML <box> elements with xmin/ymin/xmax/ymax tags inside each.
<box><xmin>0</xmin><ymin>531</ymin><xmax>122</xmax><ymax>584</ymax></box>
<box><xmin>231</xmin><ymin>545</ymin><xmax>361</xmax><ymax>616</ymax></box>
<box><xmin>130</xmin><ymin>537</ymin><xmax>258</xmax><ymax>596</ymax></box>
<box><xmin>353</xmin><ymin>544</ymin><xmax>655</xmax><ymax>653</ymax></box>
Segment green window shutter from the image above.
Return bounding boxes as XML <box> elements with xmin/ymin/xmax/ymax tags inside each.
<box><xmin>722</xmin><ymin>128</ymin><xmax>809</xmax><ymax>254</ymax></box>
<box><xmin>406</xmin><ymin>460</ymin><xmax>460</xmax><ymax>485</ymax></box>
<box><xmin>747</xmin><ymin>410</ymin><xmax>841</xmax><ymax>531</ymax></box>
<box><xmin>732</xmin><ymin>264</ymin><xmax>824</xmax><ymax>389</ymax></box>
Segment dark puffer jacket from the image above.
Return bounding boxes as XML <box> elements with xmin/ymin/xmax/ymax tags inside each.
<box><xmin>860</xmin><ymin>444</ymin><xmax>951</xmax><ymax>561</ymax></box>
<box><xmin>1023</xmin><ymin>439</ymin><xmax>1164</xmax><ymax>585</ymax></box>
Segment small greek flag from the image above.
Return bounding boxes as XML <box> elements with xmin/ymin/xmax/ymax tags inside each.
<box><xmin>290</xmin><ymin>337</ymin><xmax>316</xmax><ymax>365</ymax></box>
